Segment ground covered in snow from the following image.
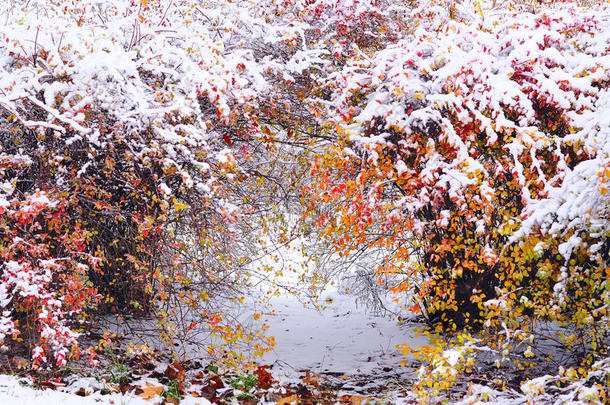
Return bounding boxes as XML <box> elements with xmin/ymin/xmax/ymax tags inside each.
<box><xmin>1</xmin><ymin>245</ymin><xmax>606</xmax><ymax>404</ymax></box>
<box><xmin>259</xmin><ymin>287</ymin><xmax>427</xmax><ymax>391</ymax></box>
<box><xmin>0</xmin><ymin>285</ymin><xmax>425</xmax><ymax>404</ymax></box>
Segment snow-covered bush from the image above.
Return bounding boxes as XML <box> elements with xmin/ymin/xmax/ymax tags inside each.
<box><xmin>0</xmin><ymin>188</ymin><xmax>99</xmax><ymax>366</ymax></box>
<box><xmin>0</xmin><ymin>4</ymin><xmax>607</xmax><ymax>403</ymax></box>
<box><xmin>0</xmin><ymin>0</ymin><xmax>296</xmax><ymax>367</ymax></box>
<box><xmin>300</xmin><ymin>0</ymin><xmax>609</xmax><ymax>399</ymax></box>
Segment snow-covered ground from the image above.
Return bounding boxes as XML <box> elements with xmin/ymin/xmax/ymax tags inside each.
<box><xmin>238</xmin><ymin>240</ymin><xmax>423</xmax><ymax>383</ymax></box>
<box><xmin>259</xmin><ymin>286</ymin><xmax>427</xmax><ymax>386</ymax></box>
<box><xmin>0</xmin><ymin>374</ymin><xmax>211</xmax><ymax>405</ymax></box>
<box><xmin>232</xmin><ymin>240</ymin><xmax>428</xmax><ymax>395</ymax></box>
<box><xmin>0</xmin><ymin>289</ymin><xmax>423</xmax><ymax>403</ymax></box>
<box><xmin>0</xmin><ymin>241</ymin><xmax>426</xmax><ymax>402</ymax></box>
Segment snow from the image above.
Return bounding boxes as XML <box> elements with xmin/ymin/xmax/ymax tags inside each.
<box><xmin>0</xmin><ymin>248</ymin><xmax>427</xmax><ymax>402</ymax></box>
<box><xmin>0</xmin><ymin>375</ymin><xmax>150</xmax><ymax>405</ymax></box>
<box><xmin>260</xmin><ymin>286</ymin><xmax>428</xmax><ymax>381</ymax></box>
<box><xmin>0</xmin><ymin>0</ymin><xmax>608</xmax><ymax>402</ymax></box>
<box><xmin>214</xmin><ymin>240</ymin><xmax>431</xmax><ymax>391</ymax></box>
<box><xmin>0</xmin><ymin>374</ymin><xmax>214</xmax><ymax>405</ymax></box>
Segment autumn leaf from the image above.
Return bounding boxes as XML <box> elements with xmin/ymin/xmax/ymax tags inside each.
<box><xmin>254</xmin><ymin>365</ymin><xmax>273</xmax><ymax>389</ymax></box>
<box><xmin>137</xmin><ymin>382</ymin><xmax>164</xmax><ymax>400</ymax></box>
<box><xmin>165</xmin><ymin>361</ymin><xmax>186</xmax><ymax>383</ymax></box>
<box><xmin>339</xmin><ymin>395</ymin><xmax>370</xmax><ymax>405</ymax></box>
<box><xmin>276</xmin><ymin>394</ymin><xmax>300</xmax><ymax>405</ymax></box>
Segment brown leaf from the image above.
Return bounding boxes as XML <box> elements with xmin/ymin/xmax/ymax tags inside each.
<box><xmin>295</xmin><ymin>384</ymin><xmax>311</xmax><ymax>398</ymax></box>
<box><xmin>199</xmin><ymin>384</ymin><xmax>216</xmax><ymax>401</ymax></box>
<box><xmin>75</xmin><ymin>387</ymin><xmax>88</xmax><ymax>397</ymax></box>
<box><xmin>200</xmin><ymin>374</ymin><xmax>224</xmax><ymax>401</ymax></box>
<box><xmin>136</xmin><ymin>382</ymin><xmax>164</xmax><ymax>400</ymax></box>
<box><xmin>165</xmin><ymin>361</ymin><xmax>186</xmax><ymax>383</ymax></box>
<box><xmin>254</xmin><ymin>365</ymin><xmax>273</xmax><ymax>389</ymax></box>
<box><xmin>276</xmin><ymin>394</ymin><xmax>300</xmax><ymax>405</ymax></box>
<box><xmin>208</xmin><ymin>374</ymin><xmax>224</xmax><ymax>390</ymax></box>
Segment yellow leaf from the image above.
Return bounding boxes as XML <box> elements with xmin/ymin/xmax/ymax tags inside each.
<box><xmin>137</xmin><ymin>382</ymin><xmax>163</xmax><ymax>400</ymax></box>
<box><xmin>276</xmin><ymin>394</ymin><xmax>300</xmax><ymax>405</ymax></box>
<box><xmin>348</xmin><ymin>395</ymin><xmax>370</xmax><ymax>404</ymax></box>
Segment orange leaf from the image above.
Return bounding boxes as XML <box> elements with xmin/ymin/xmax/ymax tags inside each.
<box><xmin>276</xmin><ymin>394</ymin><xmax>300</xmax><ymax>405</ymax></box>
<box><xmin>137</xmin><ymin>382</ymin><xmax>163</xmax><ymax>400</ymax></box>
<box><xmin>339</xmin><ymin>395</ymin><xmax>370</xmax><ymax>404</ymax></box>
<box><xmin>254</xmin><ymin>365</ymin><xmax>273</xmax><ymax>389</ymax></box>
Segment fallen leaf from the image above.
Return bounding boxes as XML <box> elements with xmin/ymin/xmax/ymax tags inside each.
<box><xmin>119</xmin><ymin>382</ymin><xmax>134</xmax><ymax>394</ymax></box>
<box><xmin>254</xmin><ymin>365</ymin><xmax>273</xmax><ymax>389</ymax></box>
<box><xmin>200</xmin><ymin>374</ymin><xmax>224</xmax><ymax>400</ymax></box>
<box><xmin>339</xmin><ymin>395</ymin><xmax>370</xmax><ymax>404</ymax></box>
<box><xmin>276</xmin><ymin>394</ymin><xmax>300</xmax><ymax>405</ymax></box>
<box><xmin>208</xmin><ymin>374</ymin><xmax>224</xmax><ymax>390</ymax></box>
<box><xmin>75</xmin><ymin>387</ymin><xmax>89</xmax><ymax>397</ymax></box>
<box><xmin>137</xmin><ymin>382</ymin><xmax>164</xmax><ymax>400</ymax></box>
<box><xmin>347</xmin><ymin>395</ymin><xmax>370</xmax><ymax>404</ymax></box>
<box><xmin>165</xmin><ymin>361</ymin><xmax>186</xmax><ymax>383</ymax></box>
